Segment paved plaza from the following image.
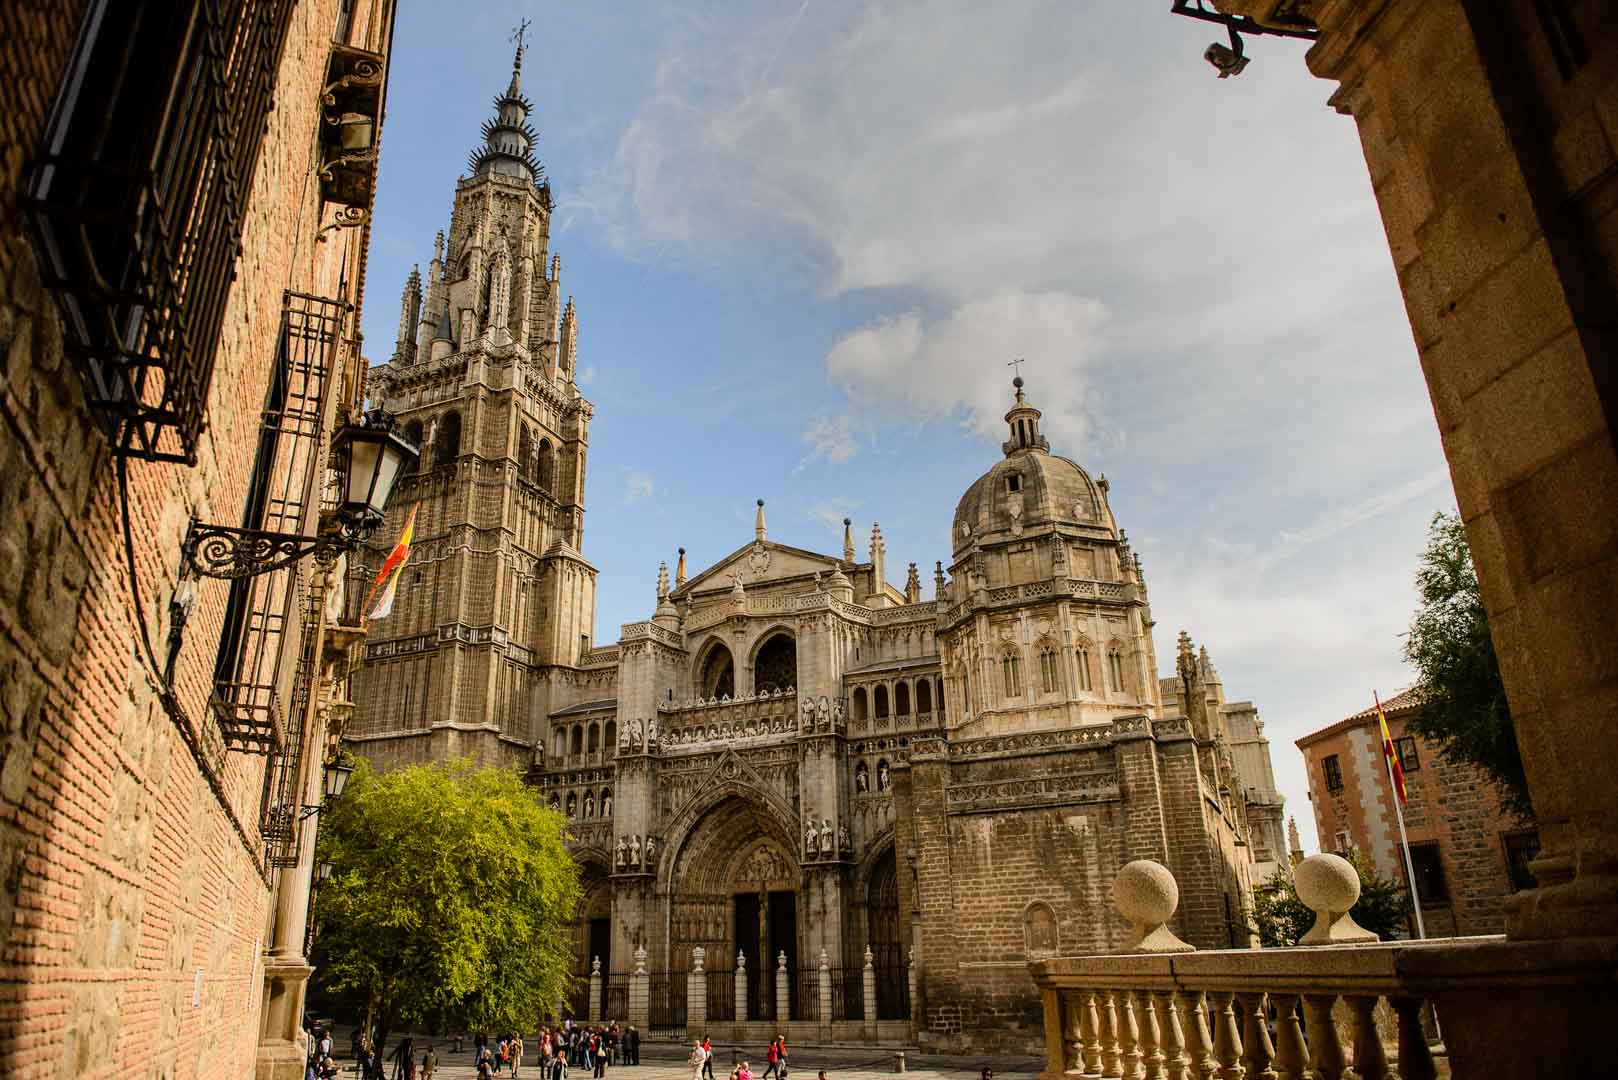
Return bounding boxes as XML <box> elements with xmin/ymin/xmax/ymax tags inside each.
<box><xmin>330</xmin><ymin>1035</ymin><xmax>1042</xmax><ymax>1080</ymax></box>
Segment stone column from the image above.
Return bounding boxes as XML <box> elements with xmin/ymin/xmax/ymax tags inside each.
<box><xmin>687</xmin><ymin>947</ymin><xmax>707</xmax><ymax>1037</ymax></box>
<box><xmin>629</xmin><ymin>946</ymin><xmax>650</xmax><ymax>1030</ymax></box>
<box><xmin>817</xmin><ymin>948</ymin><xmax>832</xmax><ymax>1041</ymax></box>
<box><xmin>735</xmin><ymin>951</ymin><xmax>749</xmax><ymax>1023</ymax></box>
<box><xmin>775</xmin><ymin>950</ymin><xmax>790</xmax><ymax>1022</ymax></box>
<box><xmin>589</xmin><ymin>957</ymin><xmax>603</xmax><ymax>1022</ymax></box>
<box><xmin>907</xmin><ymin>946</ymin><xmax>920</xmax><ymax>1040</ymax></box>
<box><xmin>862</xmin><ymin>944</ymin><xmax>878</xmax><ymax>1040</ymax></box>
<box><xmin>1307</xmin><ymin>0</ymin><xmax>1618</xmax><ymax>942</ymax></box>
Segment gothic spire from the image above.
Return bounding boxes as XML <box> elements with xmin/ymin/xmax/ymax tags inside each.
<box><xmin>467</xmin><ymin>32</ymin><xmax>544</xmax><ymax>184</ymax></box>
<box><xmin>755</xmin><ymin>499</ymin><xmax>767</xmax><ymax>543</ymax></box>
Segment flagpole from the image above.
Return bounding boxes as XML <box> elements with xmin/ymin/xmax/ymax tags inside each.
<box><xmin>1376</xmin><ymin>690</ymin><xmax>1427</xmax><ymax>940</ymax></box>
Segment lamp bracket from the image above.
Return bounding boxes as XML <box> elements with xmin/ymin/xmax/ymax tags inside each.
<box><xmin>299</xmin><ymin>802</ymin><xmax>324</xmax><ymax>821</ymax></box>
<box><xmin>183</xmin><ymin>515</ymin><xmax>373</xmax><ymax>580</ymax></box>
<box><xmin>1170</xmin><ymin>1</ymin><xmax>1319</xmax><ymax>41</ymax></box>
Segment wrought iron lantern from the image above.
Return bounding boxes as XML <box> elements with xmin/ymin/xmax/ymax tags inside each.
<box><xmin>183</xmin><ymin>410</ymin><xmax>418</xmax><ymax>580</ymax></box>
<box><xmin>317</xmin><ymin>860</ymin><xmax>335</xmax><ymax>883</ymax></box>
<box><xmin>1170</xmin><ymin>0</ymin><xmax>1318</xmax><ymax>76</ymax></box>
<box><xmin>301</xmin><ymin>753</ymin><xmax>356</xmax><ymax>821</ymax></box>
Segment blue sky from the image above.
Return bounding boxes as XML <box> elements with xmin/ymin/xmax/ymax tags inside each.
<box><xmin>362</xmin><ymin>1</ymin><xmax>1457</xmax><ymax>852</ymax></box>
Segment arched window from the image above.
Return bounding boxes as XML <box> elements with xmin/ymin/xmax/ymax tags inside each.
<box><xmin>852</xmin><ymin>687</ymin><xmax>868</xmax><ymax>723</ymax></box>
<box><xmin>874</xmin><ymin>685</ymin><xmax>890</xmax><ymax>719</ymax></box>
<box><xmin>536</xmin><ymin>438</ymin><xmax>554</xmax><ymax>490</ymax></box>
<box><xmin>1002</xmin><ymin>650</ymin><xmax>1023</xmax><ymax>698</ymax></box>
<box><xmin>754</xmin><ymin>633</ymin><xmax>797</xmax><ymax>694</ymax></box>
<box><xmin>936</xmin><ymin>677</ymin><xmax>946</xmax><ymax>718</ymax></box>
<box><xmin>435</xmin><ymin>410</ymin><xmax>461</xmax><ymax>468</ymax></box>
<box><xmin>402</xmin><ymin>420</ymin><xmax>424</xmax><ymax>473</ymax></box>
<box><xmin>570</xmin><ymin>725</ymin><xmax>583</xmax><ymax>755</ymax></box>
<box><xmin>553</xmin><ymin>727</ymin><xmax>566</xmax><ymax>757</ymax></box>
<box><xmin>605</xmin><ymin>720</ymin><xmax>617</xmax><ymax>753</ymax></box>
<box><xmin>698</xmin><ymin>642</ymin><xmax>735</xmax><ymax>699</ymax></box>
<box><xmin>518</xmin><ymin>425</ymin><xmax>533</xmax><ymax>479</ymax></box>
<box><xmin>916</xmin><ymin>680</ymin><xmax>932</xmax><ymax>714</ymax></box>
<box><xmin>1024</xmin><ymin>901</ymin><xmax>1058</xmax><ymax>957</ymax></box>
<box><xmin>587</xmin><ymin>722</ymin><xmax>600</xmax><ymax>753</ymax></box>
<box><xmin>1108</xmin><ymin>647</ymin><xmax>1126</xmax><ymax>694</ymax></box>
<box><xmin>1075</xmin><ymin>644</ymin><xmax>1094</xmax><ymax>692</ymax></box>
<box><xmin>896</xmin><ymin>682</ymin><xmax>911</xmax><ymax>716</ymax></box>
<box><xmin>1039</xmin><ymin>645</ymin><xmax>1060</xmax><ymax>694</ymax></box>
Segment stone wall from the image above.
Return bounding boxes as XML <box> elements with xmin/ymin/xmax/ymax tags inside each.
<box><xmin>0</xmin><ymin>1</ymin><xmax>364</xmax><ymax>1075</ymax></box>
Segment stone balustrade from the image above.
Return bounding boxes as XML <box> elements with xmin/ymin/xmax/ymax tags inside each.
<box><xmin>1029</xmin><ymin>855</ymin><xmax>1576</xmax><ymax>1080</ymax></box>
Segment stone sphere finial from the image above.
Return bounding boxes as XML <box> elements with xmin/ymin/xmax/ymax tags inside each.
<box><xmin>1113</xmin><ymin>860</ymin><xmax>1194</xmax><ymax>953</ymax></box>
<box><xmin>1295</xmin><ymin>853</ymin><xmax>1379</xmax><ymax>945</ymax></box>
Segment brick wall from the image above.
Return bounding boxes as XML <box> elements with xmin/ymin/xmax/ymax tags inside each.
<box><xmin>0</xmin><ymin>2</ymin><xmax>372</xmax><ymax>1075</ymax></box>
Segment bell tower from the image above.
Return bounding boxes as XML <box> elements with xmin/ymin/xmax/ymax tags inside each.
<box><xmin>346</xmin><ymin>31</ymin><xmax>597</xmax><ymax>771</ymax></box>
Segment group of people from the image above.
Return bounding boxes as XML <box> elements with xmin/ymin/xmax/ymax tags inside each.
<box><xmin>689</xmin><ymin>1036</ymin><xmax>791</xmax><ymax>1080</ymax></box>
<box><xmin>472</xmin><ymin>1021</ymin><xmax>643</xmax><ymax>1079</ymax></box>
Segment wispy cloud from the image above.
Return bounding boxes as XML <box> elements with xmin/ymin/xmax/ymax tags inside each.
<box><xmin>806</xmin><ymin>497</ymin><xmax>861</xmax><ymax>534</ymax></box>
<box><xmin>799</xmin><ymin>414</ymin><xmax>858</xmax><ymax>467</ymax></box>
<box><xmin>623</xmin><ymin>469</ymin><xmax>655</xmax><ymax>504</ymax></box>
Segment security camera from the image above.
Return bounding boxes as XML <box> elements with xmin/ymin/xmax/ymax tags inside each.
<box><xmin>1205</xmin><ymin>40</ymin><xmax>1250</xmax><ymax>78</ymax></box>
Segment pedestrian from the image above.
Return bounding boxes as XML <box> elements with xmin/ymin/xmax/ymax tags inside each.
<box><xmin>390</xmin><ymin>1037</ymin><xmax>416</xmax><ymax>1080</ymax></box>
<box><xmin>318</xmin><ymin>1028</ymin><xmax>334</xmax><ymax>1062</ymax></box>
<box><xmin>701</xmin><ymin>1036</ymin><xmax>714</xmax><ymax>1080</ymax></box>
<box><xmin>549</xmin><ymin>1045</ymin><xmax>568</xmax><ymax>1080</ymax></box>
<box><xmin>817</xmin><ymin>1073</ymin><xmax>828</xmax><ymax>1080</ymax></box>
<box><xmin>422</xmin><ymin>1046</ymin><xmax>439</xmax><ymax>1080</ymax></box>
<box><xmin>627</xmin><ymin>1025</ymin><xmax>640</xmax><ymax>1067</ymax></box>
<box><xmin>738</xmin><ymin>1060</ymin><xmax>754</xmax><ymax>1080</ymax></box>
<box><xmin>511</xmin><ymin>1033</ymin><xmax>525</xmax><ymax>1079</ymax></box>
<box><xmin>688</xmin><ymin>1041</ymin><xmax>705</xmax><ymax>1080</ymax></box>
<box><xmin>592</xmin><ymin>1029</ymin><xmax>607</xmax><ymax>1079</ymax></box>
<box><xmin>777</xmin><ymin>1037</ymin><xmax>788</xmax><ymax>1080</ymax></box>
<box><xmin>761</xmin><ymin>1038</ymin><xmax>781</xmax><ymax>1080</ymax></box>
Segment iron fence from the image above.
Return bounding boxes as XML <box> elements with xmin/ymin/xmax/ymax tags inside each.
<box><xmin>706</xmin><ymin>968</ymin><xmax>736</xmax><ymax>1021</ymax></box>
<box><xmin>564</xmin><ymin>968</ymin><xmax>590</xmax><ymax>1021</ymax></box>
<box><xmin>606</xmin><ymin>972</ymin><xmax>630</xmax><ymax>1022</ymax></box>
<box><xmin>648</xmin><ymin>972</ymin><xmax>685</xmax><ymax>1035</ymax></box>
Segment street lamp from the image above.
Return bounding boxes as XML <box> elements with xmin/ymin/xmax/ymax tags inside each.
<box><xmin>301</xmin><ymin>753</ymin><xmax>356</xmax><ymax>820</ymax></box>
<box><xmin>182</xmin><ymin>410</ymin><xmax>418</xmax><ymax>579</ymax></box>
<box><xmin>1170</xmin><ymin>1</ymin><xmax>1318</xmax><ymax>77</ymax></box>
<box><xmin>317</xmin><ymin>860</ymin><xmax>335</xmax><ymax>883</ymax></box>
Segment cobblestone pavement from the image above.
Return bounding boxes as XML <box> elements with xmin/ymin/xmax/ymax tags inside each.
<box><xmin>328</xmin><ymin>1035</ymin><xmax>1043</xmax><ymax>1080</ymax></box>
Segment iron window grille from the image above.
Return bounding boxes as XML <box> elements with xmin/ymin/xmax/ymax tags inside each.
<box><xmin>259</xmin><ymin>573</ymin><xmax>325</xmax><ymax>868</ymax></box>
<box><xmin>1394</xmin><ymin>735</ymin><xmax>1421</xmax><ymax>772</ymax></box>
<box><xmin>23</xmin><ymin>0</ymin><xmax>298</xmax><ymax>464</ymax></box>
<box><xmin>1323</xmin><ymin>753</ymin><xmax>1344</xmax><ymax>792</ymax></box>
<box><xmin>211</xmin><ymin>292</ymin><xmax>345</xmax><ymax>754</ymax></box>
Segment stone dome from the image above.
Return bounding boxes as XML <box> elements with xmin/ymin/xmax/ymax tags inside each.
<box><xmin>951</xmin><ymin>380</ymin><xmax>1112</xmax><ymax>552</ymax></box>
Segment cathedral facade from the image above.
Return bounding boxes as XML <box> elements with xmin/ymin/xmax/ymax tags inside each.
<box><xmin>348</xmin><ymin>41</ymin><xmax>1283</xmax><ymax>1052</ymax></box>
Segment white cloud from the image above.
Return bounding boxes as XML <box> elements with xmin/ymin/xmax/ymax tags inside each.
<box><xmin>799</xmin><ymin>414</ymin><xmax>858</xmax><ymax>466</ymax></box>
<box><xmin>578</xmin><ymin>364</ymin><xmax>597</xmax><ymax>384</ymax></box>
<box><xmin>806</xmin><ymin>497</ymin><xmax>861</xmax><ymax>534</ymax></box>
<box><xmin>623</xmin><ymin>469</ymin><xmax>655</xmax><ymax>504</ymax></box>
<box><xmin>824</xmin><ymin>289</ymin><xmax>1106</xmax><ymax>444</ymax></box>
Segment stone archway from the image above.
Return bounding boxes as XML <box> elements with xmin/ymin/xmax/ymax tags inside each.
<box><xmin>667</xmin><ymin>791</ymin><xmax>799</xmax><ymax>1019</ymax></box>
<box><xmin>694</xmin><ymin>638</ymin><xmax>735</xmax><ymax>699</ymax></box>
<box><xmin>569</xmin><ymin>856</ymin><xmax>613</xmax><ymax>1018</ymax></box>
<box><xmin>866</xmin><ymin>845</ymin><xmax>906</xmax><ymax>1018</ymax></box>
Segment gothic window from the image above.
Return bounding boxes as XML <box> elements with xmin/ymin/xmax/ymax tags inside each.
<box><xmin>875</xmin><ymin>685</ymin><xmax>890</xmax><ymax>719</ymax></box>
<box><xmin>852</xmin><ymin>687</ymin><xmax>868</xmax><ymax>723</ymax></box>
<box><xmin>402</xmin><ymin>420</ymin><xmax>424</xmax><ymax>473</ymax></box>
<box><xmin>1075</xmin><ymin>645</ymin><xmax>1093</xmax><ymax>692</ymax></box>
<box><xmin>1039</xmin><ymin>645</ymin><xmax>1060</xmax><ymax>694</ymax></box>
<box><xmin>754</xmin><ymin>633</ymin><xmax>797</xmax><ymax>694</ymax></box>
<box><xmin>553</xmin><ymin>727</ymin><xmax>566</xmax><ymax>757</ymax></box>
<box><xmin>1107</xmin><ymin>647</ymin><xmax>1125</xmax><ymax>694</ymax></box>
<box><xmin>916</xmin><ymin>679</ymin><xmax>932</xmax><ymax>714</ymax></box>
<box><xmin>587</xmin><ymin>722</ymin><xmax>600</xmax><ymax>753</ymax></box>
<box><xmin>518</xmin><ymin>425</ymin><xmax>533</xmax><ymax>479</ymax></box>
<box><xmin>1003</xmin><ymin>650</ymin><xmax>1023</xmax><ymax>698</ymax></box>
<box><xmin>536</xmin><ymin>438</ymin><xmax>554</xmax><ymax>490</ymax></box>
<box><xmin>698</xmin><ymin>641</ymin><xmax>735</xmax><ymax>699</ymax></box>
<box><xmin>605</xmin><ymin>720</ymin><xmax>617</xmax><ymax>754</ymax></box>
<box><xmin>435</xmin><ymin>410</ymin><xmax>462</xmax><ymax>468</ymax></box>
<box><xmin>896</xmin><ymin>682</ymin><xmax>911</xmax><ymax>716</ymax></box>
<box><xmin>570</xmin><ymin>725</ymin><xmax>584</xmax><ymax>756</ymax></box>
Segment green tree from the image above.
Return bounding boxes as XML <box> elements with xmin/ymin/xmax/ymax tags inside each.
<box><xmin>311</xmin><ymin>758</ymin><xmax>581</xmax><ymax>1049</ymax></box>
<box><xmin>1251</xmin><ymin>850</ymin><xmax>1412</xmax><ymax>947</ymax></box>
<box><xmin>1402</xmin><ymin>510</ymin><xmax>1531</xmax><ymax>818</ymax></box>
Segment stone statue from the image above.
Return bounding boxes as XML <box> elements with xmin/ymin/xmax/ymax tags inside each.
<box><xmin>838</xmin><ymin>823</ymin><xmax>850</xmax><ymax>852</ymax></box>
<box><xmin>583</xmin><ymin>793</ymin><xmax>595</xmax><ymax>818</ymax></box>
<box><xmin>800</xmin><ymin>699</ymin><xmax>815</xmax><ymax>728</ymax></box>
<box><xmin>856</xmin><ymin>765</ymin><xmax>869</xmax><ymax>793</ymax></box>
<box><xmin>816</xmin><ymin>696</ymin><xmax>830</xmax><ymax>727</ymax></box>
<box><xmin>630</xmin><ymin>834</ymin><xmax>642</xmax><ymax>866</ymax></box>
<box><xmin>805</xmin><ymin>819</ymin><xmax>819</xmax><ymax>856</ymax></box>
<box><xmin>616</xmin><ymin>837</ymin><xmax>628</xmax><ymax>867</ymax></box>
<box><xmin>821</xmin><ymin>818</ymin><xmax>832</xmax><ymax>853</ymax></box>
<box><xmin>878</xmin><ymin>760</ymin><xmax>891</xmax><ymax>791</ymax></box>
<box><xmin>643</xmin><ymin>835</ymin><xmax>656</xmax><ymax>865</ymax></box>
<box><xmin>646</xmin><ymin>717</ymin><xmax>658</xmax><ymax>746</ymax></box>
<box><xmin>601</xmin><ymin>792</ymin><xmax>613</xmax><ymax>817</ymax></box>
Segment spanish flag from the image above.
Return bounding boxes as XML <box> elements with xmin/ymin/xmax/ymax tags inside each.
<box><xmin>364</xmin><ymin>503</ymin><xmax>418</xmax><ymax>620</ymax></box>
<box><xmin>1375</xmin><ymin>691</ymin><xmax>1408</xmax><ymax>806</ymax></box>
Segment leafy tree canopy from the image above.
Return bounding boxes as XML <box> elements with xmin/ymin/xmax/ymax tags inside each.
<box><xmin>312</xmin><ymin>758</ymin><xmax>581</xmax><ymax>1041</ymax></box>
<box><xmin>1252</xmin><ymin>849</ymin><xmax>1411</xmax><ymax>947</ymax></box>
<box><xmin>1402</xmin><ymin>510</ymin><xmax>1531</xmax><ymax>819</ymax></box>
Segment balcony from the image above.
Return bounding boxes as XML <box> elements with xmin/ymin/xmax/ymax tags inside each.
<box><xmin>1030</xmin><ymin>857</ymin><xmax>1617</xmax><ymax>1080</ymax></box>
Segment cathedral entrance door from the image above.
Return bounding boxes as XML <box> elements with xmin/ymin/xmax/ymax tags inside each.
<box><xmin>588</xmin><ymin>917</ymin><xmax>612</xmax><ymax>1017</ymax></box>
<box><xmin>767</xmin><ymin>889</ymin><xmax>798</xmax><ymax>1019</ymax></box>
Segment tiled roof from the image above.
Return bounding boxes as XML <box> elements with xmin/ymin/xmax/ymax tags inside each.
<box><xmin>1296</xmin><ymin>685</ymin><xmax>1425</xmax><ymax>748</ymax></box>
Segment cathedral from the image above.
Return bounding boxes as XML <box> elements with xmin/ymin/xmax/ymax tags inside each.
<box><xmin>347</xmin><ymin>39</ymin><xmax>1285</xmax><ymax>1052</ymax></box>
